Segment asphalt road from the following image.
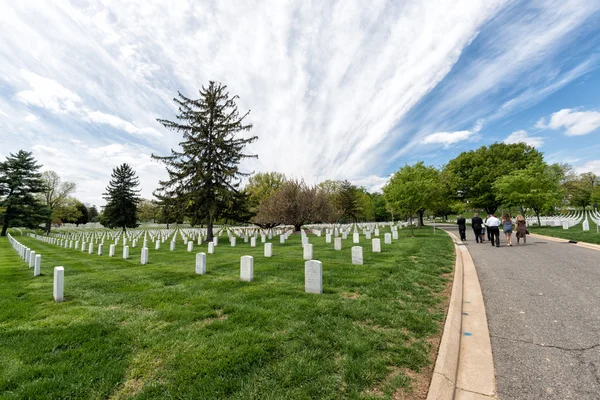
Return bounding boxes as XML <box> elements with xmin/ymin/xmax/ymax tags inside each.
<box><xmin>442</xmin><ymin>225</ymin><xmax>600</xmax><ymax>399</ymax></box>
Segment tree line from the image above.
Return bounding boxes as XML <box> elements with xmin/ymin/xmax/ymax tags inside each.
<box><xmin>2</xmin><ymin>81</ymin><xmax>598</xmax><ymax>237</ymax></box>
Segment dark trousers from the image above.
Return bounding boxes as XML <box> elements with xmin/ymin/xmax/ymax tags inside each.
<box><xmin>473</xmin><ymin>228</ymin><xmax>481</xmax><ymax>242</ymax></box>
<box><xmin>458</xmin><ymin>226</ymin><xmax>466</xmax><ymax>240</ymax></box>
<box><xmin>489</xmin><ymin>227</ymin><xmax>500</xmax><ymax>246</ymax></box>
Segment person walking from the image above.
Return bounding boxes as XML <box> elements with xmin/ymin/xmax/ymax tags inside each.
<box><xmin>486</xmin><ymin>213</ymin><xmax>501</xmax><ymax>247</ymax></box>
<box><xmin>515</xmin><ymin>215</ymin><xmax>527</xmax><ymax>245</ymax></box>
<box><xmin>502</xmin><ymin>214</ymin><xmax>513</xmax><ymax>246</ymax></box>
<box><xmin>457</xmin><ymin>214</ymin><xmax>467</xmax><ymax>241</ymax></box>
<box><xmin>484</xmin><ymin>214</ymin><xmax>492</xmax><ymax>242</ymax></box>
<box><xmin>471</xmin><ymin>213</ymin><xmax>483</xmax><ymax>243</ymax></box>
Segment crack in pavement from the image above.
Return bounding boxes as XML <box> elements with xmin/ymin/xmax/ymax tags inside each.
<box><xmin>491</xmin><ymin>334</ymin><xmax>600</xmax><ymax>352</ymax></box>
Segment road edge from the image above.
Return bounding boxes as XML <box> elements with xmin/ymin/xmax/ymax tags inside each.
<box><xmin>529</xmin><ymin>232</ymin><xmax>600</xmax><ymax>252</ymax></box>
<box><xmin>427</xmin><ymin>230</ymin><xmax>497</xmax><ymax>400</ymax></box>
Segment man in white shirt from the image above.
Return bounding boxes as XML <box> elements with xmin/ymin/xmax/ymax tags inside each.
<box><xmin>486</xmin><ymin>214</ymin><xmax>501</xmax><ymax>247</ymax></box>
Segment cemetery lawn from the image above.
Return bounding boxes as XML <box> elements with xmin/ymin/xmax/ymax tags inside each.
<box><xmin>0</xmin><ymin>227</ymin><xmax>454</xmax><ymax>400</ymax></box>
<box><xmin>530</xmin><ymin>219</ymin><xmax>600</xmax><ymax>245</ymax></box>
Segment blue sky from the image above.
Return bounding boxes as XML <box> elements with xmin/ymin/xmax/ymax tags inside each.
<box><xmin>1</xmin><ymin>0</ymin><xmax>599</xmax><ymax>206</ymax></box>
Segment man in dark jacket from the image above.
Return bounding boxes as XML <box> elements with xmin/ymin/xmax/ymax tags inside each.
<box><xmin>471</xmin><ymin>213</ymin><xmax>484</xmax><ymax>243</ymax></box>
<box><xmin>457</xmin><ymin>214</ymin><xmax>467</xmax><ymax>241</ymax></box>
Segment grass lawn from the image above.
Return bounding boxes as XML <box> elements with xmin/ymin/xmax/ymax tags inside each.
<box><xmin>0</xmin><ymin>226</ymin><xmax>454</xmax><ymax>399</ymax></box>
<box><xmin>530</xmin><ymin>218</ymin><xmax>600</xmax><ymax>245</ymax></box>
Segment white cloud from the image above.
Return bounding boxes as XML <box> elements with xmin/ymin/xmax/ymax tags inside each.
<box><xmin>351</xmin><ymin>175</ymin><xmax>390</xmax><ymax>193</ymax></box>
<box><xmin>87</xmin><ymin>111</ymin><xmax>162</xmax><ymax>138</ymax></box>
<box><xmin>537</xmin><ymin>108</ymin><xmax>600</xmax><ymax>136</ymax></box>
<box><xmin>422</xmin><ymin>130</ymin><xmax>474</xmax><ymax>146</ymax></box>
<box><xmin>15</xmin><ymin>70</ymin><xmax>81</xmax><ymax>114</ymax></box>
<box><xmin>576</xmin><ymin>160</ymin><xmax>600</xmax><ymax>175</ymax></box>
<box><xmin>24</xmin><ymin>113</ymin><xmax>38</xmax><ymax>122</ymax></box>
<box><xmin>503</xmin><ymin>129</ymin><xmax>544</xmax><ymax>147</ymax></box>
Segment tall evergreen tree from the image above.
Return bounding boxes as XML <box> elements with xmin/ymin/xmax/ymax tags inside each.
<box><xmin>0</xmin><ymin>150</ymin><xmax>48</xmax><ymax>236</ymax></box>
<box><xmin>102</xmin><ymin>163</ymin><xmax>141</xmax><ymax>232</ymax></box>
<box><xmin>337</xmin><ymin>180</ymin><xmax>361</xmax><ymax>223</ymax></box>
<box><xmin>152</xmin><ymin>81</ymin><xmax>258</xmax><ymax>242</ymax></box>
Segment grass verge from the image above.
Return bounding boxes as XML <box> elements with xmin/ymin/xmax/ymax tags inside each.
<box><xmin>530</xmin><ymin>219</ymin><xmax>600</xmax><ymax>245</ymax></box>
<box><xmin>1</xmin><ymin>226</ymin><xmax>453</xmax><ymax>399</ymax></box>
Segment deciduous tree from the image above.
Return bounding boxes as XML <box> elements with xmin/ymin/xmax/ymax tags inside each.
<box><xmin>39</xmin><ymin>170</ymin><xmax>76</xmax><ymax>233</ymax></box>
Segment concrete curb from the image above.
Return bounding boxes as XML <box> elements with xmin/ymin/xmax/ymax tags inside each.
<box><xmin>530</xmin><ymin>233</ymin><xmax>600</xmax><ymax>252</ymax></box>
<box><xmin>427</xmin><ymin>231</ymin><xmax>497</xmax><ymax>400</ymax></box>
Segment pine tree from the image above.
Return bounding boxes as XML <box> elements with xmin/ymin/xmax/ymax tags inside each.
<box><xmin>102</xmin><ymin>163</ymin><xmax>141</xmax><ymax>232</ymax></box>
<box><xmin>0</xmin><ymin>150</ymin><xmax>49</xmax><ymax>236</ymax></box>
<box><xmin>153</xmin><ymin>81</ymin><xmax>258</xmax><ymax>241</ymax></box>
<box><xmin>337</xmin><ymin>180</ymin><xmax>361</xmax><ymax>223</ymax></box>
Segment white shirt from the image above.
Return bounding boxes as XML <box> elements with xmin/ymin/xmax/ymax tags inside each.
<box><xmin>486</xmin><ymin>216</ymin><xmax>501</xmax><ymax>227</ymax></box>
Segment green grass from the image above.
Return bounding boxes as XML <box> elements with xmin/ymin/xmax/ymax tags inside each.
<box><xmin>0</xmin><ymin>226</ymin><xmax>454</xmax><ymax>399</ymax></box>
<box><xmin>530</xmin><ymin>218</ymin><xmax>600</xmax><ymax>245</ymax></box>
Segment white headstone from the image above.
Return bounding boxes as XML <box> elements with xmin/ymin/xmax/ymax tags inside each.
<box><xmin>261</xmin><ymin>234</ymin><xmax>266</xmax><ymax>243</ymax></box>
<box><xmin>302</xmin><ymin>236</ymin><xmax>309</xmax><ymax>245</ymax></box>
<box><xmin>213</xmin><ymin>237</ymin><xmax>218</xmax><ymax>246</ymax></box>
<box><xmin>155</xmin><ymin>240</ymin><xmax>160</xmax><ymax>250</ymax></box>
<box><xmin>25</xmin><ymin>248</ymin><xmax>31</xmax><ymax>262</ymax></box>
<box><xmin>563</xmin><ymin>221</ymin><xmax>569</xmax><ymax>230</ymax></box>
<box><xmin>366</xmin><ymin>231</ymin><xmax>371</xmax><ymax>240</ymax></box>
<box><xmin>305</xmin><ymin>260</ymin><xmax>323</xmax><ymax>294</ymax></box>
<box><xmin>392</xmin><ymin>230</ymin><xmax>398</xmax><ymax>240</ymax></box>
<box><xmin>250</xmin><ymin>237</ymin><xmax>257</xmax><ymax>247</ymax></box>
<box><xmin>141</xmin><ymin>247</ymin><xmax>149</xmax><ymax>265</ymax></box>
<box><xmin>240</xmin><ymin>255</ymin><xmax>254</xmax><ymax>282</ymax></box>
<box><xmin>187</xmin><ymin>241</ymin><xmax>193</xmax><ymax>252</ymax></box>
<box><xmin>123</xmin><ymin>246</ymin><xmax>129</xmax><ymax>259</ymax></box>
<box><xmin>372</xmin><ymin>238</ymin><xmax>381</xmax><ymax>253</ymax></box>
<box><xmin>334</xmin><ymin>237</ymin><xmax>342</xmax><ymax>251</ymax></box>
<box><xmin>325</xmin><ymin>233</ymin><xmax>332</xmax><ymax>243</ymax></box>
<box><xmin>264</xmin><ymin>242</ymin><xmax>272</xmax><ymax>257</ymax></box>
<box><xmin>353</xmin><ymin>232</ymin><xmax>359</xmax><ymax>244</ymax></box>
<box><xmin>280</xmin><ymin>235</ymin><xmax>285</xmax><ymax>244</ymax></box>
<box><xmin>374</xmin><ymin>228</ymin><xmax>380</xmax><ymax>237</ymax></box>
<box><xmin>29</xmin><ymin>250</ymin><xmax>36</xmax><ymax>268</ymax></box>
<box><xmin>34</xmin><ymin>254</ymin><xmax>41</xmax><ymax>276</ymax></box>
<box><xmin>583</xmin><ymin>220</ymin><xmax>590</xmax><ymax>231</ymax></box>
<box><xmin>384</xmin><ymin>233</ymin><xmax>392</xmax><ymax>245</ymax></box>
<box><xmin>208</xmin><ymin>242</ymin><xmax>215</xmax><ymax>254</ymax></box>
<box><xmin>196</xmin><ymin>252</ymin><xmax>206</xmax><ymax>275</ymax></box>
<box><xmin>169</xmin><ymin>241</ymin><xmax>175</xmax><ymax>251</ymax></box>
<box><xmin>53</xmin><ymin>266</ymin><xmax>64</xmax><ymax>302</ymax></box>
<box><xmin>352</xmin><ymin>246</ymin><xmax>363</xmax><ymax>265</ymax></box>
<box><xmin>109</xmin><ymin>244</ymin><xmax>115</xmax><ymax>257</ymax></box>
<box><xmin>98</xmin><ymin>244</ymin><xmax>103</xmax><ymax>255</ymax></box>
<box><xmin>81</xmin><ymin>241</ymin><xmax>86</xmax><ymax>251</ymax></box>
<box><xmin>88</xmin><ymin>242</ymin><xmax>93</xmax><ymax>254</ymax></box>
<box><xmin>303</xmin><ymin>243</ymin><xmax>313</xmax><ymax>260</ymax></box>
<box><xmin>231</xmin><ymin>237</ymin><xmax>236</xmax><ymax>247</ymax></box>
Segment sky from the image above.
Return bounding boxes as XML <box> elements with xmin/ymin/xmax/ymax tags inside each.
<box><xmin>1</xmin><ymin>0</ymin><xmax>599</xmax><ymax>207</ymax></box>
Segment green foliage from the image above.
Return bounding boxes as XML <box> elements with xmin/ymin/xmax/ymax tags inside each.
<box><xmin>383</xmin><ymin>162</ymin><xmax>438</xmax><ymax>235</ymax></box>
<box><xmin>0</xmin><ymin>150</ymin><xmax>49</xmax><ymax>236</ymax></box>
<box><xmin>39</xmin><ymin>170</ymin><xmax>77</xmax><ymax>233</ymax></box>
<box><xmin>371</xmin><ymin>192</ymin><xmax>392</xmax><ymax>222</ymax></box>
<box><xmin>153</xmin><ymin>81</ymin><xmax>258</xmax><ymax>241</ymax></box>
<box><xmin>337</xmin><ymin>180</ymin><xmax>361</xmax><ymax>223</ymax></box>
<box><xmin>445</xmin><ymin>142</ymin><xmax>543</xmax><ymax>213</ymax></box>
<box><xmin>493</xmin><ymin>161</ymin><xmax>564</xmax><ymax>225</ymax></box>
<box><xmin>137</xmin><ymin>198</ymin><xmax>160</xmax><ymax>223</ymax></box>
<box><xmin>53</xmin><ymin>197</ymin><xmax>82</xmax><ymax>225</ymax></box>
<box><xmin>246</xmin><ymin>172</ymin><xmax>286</xmax><ymax>213</ymax></box>
<box><xmin>102</xmin><ymin>163</ymin><xmax>141</xmax><ymax>231</ymax></box>
<box><xmin>564</xmin><ymin>172</ymin><xmax>597</xmax><ymax>210</ymax></box>
<box><xmin>87</xmin><ymin>205</ymin><xmax>99</xmax><ymax>223</ymax></box>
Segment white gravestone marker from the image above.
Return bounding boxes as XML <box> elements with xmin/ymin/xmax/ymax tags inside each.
<box><xmin>392</xmin><ymin>230</ymin><xmax>398</xmax><ymax>240</ymax></box>
<box><xmin>88</xmin><ymin>243</ymin><xmax>93</xmax><ymax>254</ymax></box>
<box><xmin>123</xmin><ymin>246</ymin><xmax>129</xmax><ymax>259</ymax></box>
<box><xmin>29</xmin><ymin>251</ymin><xmax>36</xmax><ymax>268</ymax></box>
<box><xmin>34</xmin><ymin>254</ymin><xmax>41</xmax><ymax>276</ymax></box>
<box><xmin>141</xmin><ymin>248</ymin><xmax>149</xmax><ymax>265</ymax></box>
<box><xmin>366</xmin><ymin>231</ymin><xmax>371</xmax><ymax>240</ymax></box>
<box><xmin>374</xmin><ymin>228</ymin><xmax>380</xmax><ymax>237</ymax></box>
<box><xmin>372</xmin><ymin>238</ymin><xmax>381</xmax><ymax>253</ymax></box>
<box><xmin>305</xmin><ymin>260</ymin><xmax>323</xmax><ymax>294</ymax></box>
<box><xmin>98</xmin><ymin>244</ymin><xmax>103</xmax><ymax>255</ymax></box>
<box><xmin>264</xmin><ymin>243</ymin><xmax>272</xmax><ymax>257</ymax></box>
<box><xmin>170</xmin><ymin>241</ymin><xmax>176</xmax><ymax>251</ymax></box>
<box><xmin>334</xmin><ymin>238</ymin><xmax>342</xmax><ymax>251</ymax></box>
<box><xmin>352</xmin><ymin>246</ymin><xmax>363</xmax><ymax>265</ymax></box>
<box><xmin>240</xmin><ymin>255</ymin><xmax>254</xmax><ymax>282</ymax></box>
<box><xmin>53</xmin><ymin>266</ymin><xmax>64</xmax><ymax>302</ymax></box>
<box><xmin>187</xmin><ymin>241</ymin><xmax>193</xmax><ymax>252</ymax></box>
<box><xmin>109</xmin><ymin>244</ymin><xmax>115</xmax><ymax>257</ymax></box>
<box><xmin>251</xmin><ymin>237</ymin><xmax>256</xmax><ymax>247</ymax></box>
<box><xmin>280</xmin><ymin>235</ymin><xmax>285</xmax><ymax>244</ymax></box>
<box><xmin>583</xmin><ymin>220</ymin><xmax>590</xmax><ymax>231</ymax></box>
<box><xmin>231</xmin><ymin>237</ymin><xmax>236</xmax><ymax>247</ymax></box>
<box><xmin>326</xmin><ymin>233</ymin><xmax>332</xmax><ymax>243</ymax></box>
<box><xmin>155</xmin><ymin>240</ymin><xmax>160</xmax><ymax>250</ymax></box>
<box><xmin>196</xmin><ymin>252</ymin><xmax>206</xmax><ymax>275</ymax></box>
<box><xmin>353</xmin><ymin>232</ymin><xmax>359</xmax><ymax>244</ymax></box>
<box><xmin>303</xmin><ymin>243</ymin><xmax>313</xmax><ymax>260</ymax></box>
<box><xmin>384</xmin><ymin>233</ymin><xmax>392</xmax><ymax>245</ymax></box>
<box><xmin>208</xmin><ymin>242</ymin><xmax>215</xmax><ymax>254</ymax></box>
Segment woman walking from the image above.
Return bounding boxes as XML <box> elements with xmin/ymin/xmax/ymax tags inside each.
<box><xmin>502</xmin><ymin>214</ymin><xmax>513</xmax><ymax>246</ymax></box>
<box><xmin>515</xmin><ymin>215</ymin><xmax>527</xmax><ymax>245</ymax></box>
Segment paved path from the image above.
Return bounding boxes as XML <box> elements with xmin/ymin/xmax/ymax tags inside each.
<box><xmin>442</xmin><ymin>225</ymin><xmax>600</xmax><ymax>399</ymax></box>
